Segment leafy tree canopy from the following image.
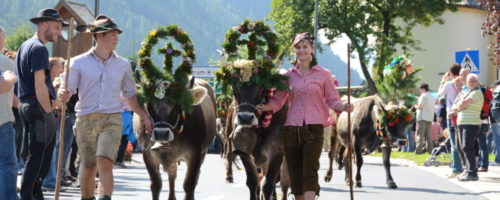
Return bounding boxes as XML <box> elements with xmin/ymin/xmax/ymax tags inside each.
<box><xmin>270</xmin><ymin>0</ymin><xmax>460</xmax><ymax>94</ymax></box>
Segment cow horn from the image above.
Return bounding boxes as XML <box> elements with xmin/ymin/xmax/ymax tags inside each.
<box><xmin>379</xmin><ymin>102</ymin><xmax>388</xmax><ymax>113</ymax></box>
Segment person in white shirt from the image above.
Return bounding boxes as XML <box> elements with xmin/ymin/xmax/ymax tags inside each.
<box><xmin>415</xmin><ymin>83</ymin><xmax>436</xmax><ymax>154</ymax></box>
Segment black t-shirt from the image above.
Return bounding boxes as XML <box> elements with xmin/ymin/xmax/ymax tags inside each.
<box><xmin>16</xmin><ymin>37</ymin><xmax>56</xmax><ymax>100</ymax></box>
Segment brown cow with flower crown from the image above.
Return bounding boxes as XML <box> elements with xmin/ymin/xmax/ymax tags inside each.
<box><xmin>323</xmin><ymin>95</ymin><xmax>412</xmax><ymax>189</ymax></box>
<box><xmin>216</xmin><ymin>20</ymin><xmax>289</xmax><ymax>200</ymax></box>
<box><xmin>133</xmin><ymin>25</ymin><xmax>216</xmax><ymax>200</ymax></box>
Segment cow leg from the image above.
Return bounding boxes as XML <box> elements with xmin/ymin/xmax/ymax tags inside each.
<box><xmin>382</xmin><ymin>142</ymin><xmax>398</xmax><ymax>189</ymax></box>
<box><xmin>183</xmin><ymin>152</ymin><xmax>205</xmax><ymax>200</ymax></box>
<box><xmin>164</xmin><ymin>163</ymin><xmax>178</xmax><ymax>200</ymax></box>
<box><xmin>325</xmin><ymin>131</ymin><xmax>337</xmax><ymax>183</ymax></box>
<box><xmin>143</xmin><ymin>152</ymin><xmax>162</xmax><ymax>200</ymax></box>
<box><xmin>354</xmin><ymin>142</ymin><xmax>363</xmax><ymax>188</ymax></box>
<box><xmin>343</xmin><ymin>150</ymin><xmax>350</xmax><ymax>186</ymax></box>
<box><xmin>337</xmin><ymin>146</ymin><xmax>345</xmax><ymax>170</ymax></box>
<box><xmin>260</xmin><ymin>154</ymin><xmax>283</xmax><ymax>200</ymax></box>
<box><xmin>225</xmin><ymin>151</ymin><xmax>235</xmax><ymax>183</ymax></box>
<box><xmin>239</xmin><ymin>153</ymin><xmax>259</xmax><ymax>200</ymax></box>
<box><xmin>279</xmin><ymin>158</ymin><xmax>290</xmax><ymax>200</ymax></box>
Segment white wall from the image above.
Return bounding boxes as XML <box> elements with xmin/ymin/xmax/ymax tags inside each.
<box><xmin>407</xmin><ymin>7</ymin><xmax>491</xmax><ymax>91</ymax></box>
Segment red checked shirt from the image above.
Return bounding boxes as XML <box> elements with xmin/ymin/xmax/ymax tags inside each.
<box><xmin>268</xmin><ymin>65</ymin><xmax>342</xmax><ymax>127</ymax></box>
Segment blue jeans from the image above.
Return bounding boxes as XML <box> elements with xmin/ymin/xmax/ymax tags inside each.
<box><xmin>477</xmin><ymin>124</ymin><xmax>489</xmax><ymax>169</ymax></box>
<box><xmin>447</xmin><ymin>119</ymin><xmax>463</xmax><ymax>173</ymax></box>
<box><xmin>43</xmin><ymin>112</ymin><xmax>76</xmax><ymax>187</ymax></box>
<box><xmin>402</xmin><ymin>124</ymin><xmax>415</xmax><ymax>152</ymax></box>
<box><xmin>487</xmin><ymin>128</ymin><xmax>494</xmax><ymax>154</ymax></box>
<box><xmin>491</xmin><ymin>123</ymin><xmax>500</xmax><ymax>163</ymax></box>
<box><xmin>0</xmin><ymin>122</ymin><xmax>19</xmax><ymax>200</ymax></box>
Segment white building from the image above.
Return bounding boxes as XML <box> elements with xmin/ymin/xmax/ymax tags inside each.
<box><xmin>408</xmin><ymin>1</ymin><xmax>496</xmax><ymax>90</ymax></box>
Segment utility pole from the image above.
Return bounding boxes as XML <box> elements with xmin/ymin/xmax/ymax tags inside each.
<box><xmin>313</xmin><ymin>0</ymin><xmax>319</xmax><ymax>55</ymax></box>
<box><xmin>93</xmin><ymin>0</ymin><xmax>99</xmax><ymax>46</ymax></box>
<box><xmin>94</xmin><ymin>0</ymin><xmax>99</xmax><ymax>16</ymax></box>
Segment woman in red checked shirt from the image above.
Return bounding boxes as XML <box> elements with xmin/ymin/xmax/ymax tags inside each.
<box><xmin>257</xmin><ymin>32</ymin><xmax>354</xmax><ymax>200</ymax></box>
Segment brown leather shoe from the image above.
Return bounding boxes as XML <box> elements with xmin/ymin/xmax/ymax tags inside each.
<box><xmin>478</xmin><ymin>167</ymin><xmax>488</xmax><ymax>172</ymax></box>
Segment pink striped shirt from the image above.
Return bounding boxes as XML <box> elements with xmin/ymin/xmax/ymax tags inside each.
<box><xmin>268</xmin><ymin>65</ymin><xmax>342</xmax><ymax>126</ymax></box>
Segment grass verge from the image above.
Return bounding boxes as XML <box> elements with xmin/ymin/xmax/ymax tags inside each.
<box><xmin>369</xmin><ymin>152</ymin><xmax>495</xmax><ymax>166</ymax></box>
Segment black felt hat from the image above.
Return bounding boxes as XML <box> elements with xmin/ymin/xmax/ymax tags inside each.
<box><xmin>29</xmin><ymin>8</ymin><xmax>69</xmax><ymax>26</ymax></box>
<box><xmin>76</xmin><ymin>15</ymin><xmax>122</xmax><ymax>34</ymax></box>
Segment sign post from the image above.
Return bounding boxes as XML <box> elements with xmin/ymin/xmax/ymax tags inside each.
<box><xmin>455</xmin><ymin>50</ymin><xmax>480</xmax><ymax>74</ymax></box>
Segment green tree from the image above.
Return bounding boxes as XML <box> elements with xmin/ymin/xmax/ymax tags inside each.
<box><xmin>376</xmin><ymin>56</ymin><xmax>422</xmax><ymax>103</ymax></box>
<box><xmin>269</xmin><ymin>0</ymin><xmax>460</xmax><ymax>94</ymax></box>
<box><xmin>5</xmin><ymin>24</ymin><xmax>33</xmax><ymax>51</ymax></box>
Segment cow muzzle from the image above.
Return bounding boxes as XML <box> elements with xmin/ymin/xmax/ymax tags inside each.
<box><xmin>235</xmin><ymin>112</ymin><xmax>258</xmax><ymax>127</ymax></box>
<box><xmin>150</xmin><ymin>127</ymin><xmax>174</xmax><ymax>150</ymax></box>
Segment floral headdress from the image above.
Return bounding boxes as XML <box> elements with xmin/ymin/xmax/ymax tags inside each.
<box><xmin>215</xmin><ymin>20</ymin><xmax>289</xmax><ymax>94</ymax></box>
<box><xmin>136</xmin><ymin>25</ymin><xmax>196</xmax><ymax>113</ymax></box>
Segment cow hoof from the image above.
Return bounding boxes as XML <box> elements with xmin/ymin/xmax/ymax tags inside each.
<box><xmin>355</xmin><ymin>181</ymin><xmax>362</xmax><ymax>188</ymax></box>
<box><xmin>226</xmin><ymin>177</ymin><xmax>234</xmax><ymax>183</ymax></box>
<box><xmin>324</xmin><ymin>176</ymin><xmax>332</xmax><ymax>183</ymax></box>
<box><xmin>387</xmin><ymin>180</ymin><xmax>398</xmax><ymax>189</ymax></box>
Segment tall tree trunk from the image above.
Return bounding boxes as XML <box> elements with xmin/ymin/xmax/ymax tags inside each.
<box><xmin>375</xmin><ymin>11</ymin><xmax>393</xmax><ymax>81</ymax></box>
<box><xmin>358</xmin><ymin>49</ymin><xmax>378</xmax><ymax>94</ymax></box>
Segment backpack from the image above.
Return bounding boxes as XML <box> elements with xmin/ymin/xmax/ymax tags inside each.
<box><xmin>491</xmin><ymin>87</ymin><xmax>500</xmax><ymax>121</ymax></box>
<box><xmin>480</xmin><ymin>87</ymin><xmax>493</xmax><ymax>120</ymax></box>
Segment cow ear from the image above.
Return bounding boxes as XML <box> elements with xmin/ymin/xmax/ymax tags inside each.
<box><xmin>191</xmin><ymin>86</ymin><xmax>207</xmax><ymax>105</ymax></box>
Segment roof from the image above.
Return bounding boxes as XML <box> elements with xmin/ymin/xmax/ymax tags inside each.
<box><xmin>458</xmin><ymin>0</ymin><xmax>482</xmax><ymax>9</ymax></box>
<box><xmin>55</xmin><ymin>0</ymin><xmax>94</xmax><ymax>24</ymax></box>
<box><xmin>67</xmin><ymin>1</ymin><xmax>94</xmax><ymax>24</ymax></box>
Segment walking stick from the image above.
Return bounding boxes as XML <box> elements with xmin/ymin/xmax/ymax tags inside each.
<box><xmin>55</xmin><ymin>17</ymin><xmax>74</xmax><ymax>200</ymax></box>
<box><xmin>347</xmin><ymin>43</ymin><xmax>354</xmax><ymax>200</ymax></box>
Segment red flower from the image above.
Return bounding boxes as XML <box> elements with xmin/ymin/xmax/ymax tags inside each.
<box><xmin>394</xmin><ymin>118</ymin><xmax>399</xmax><ymax>123</ymax></box>
<box><xmin>404</xmin><ymin>115</ymin><xmax>412</xmax><ymax>121</ymax></box>
<box><xmin>247</xmin><ymin>41</ymin><xmax>255</xmax><ymax>47</ymax></box>
<box><xmin>238</xmin><ymin>25</ymin><xmax>247</xmax><ymax>33</ymax></box>
<box><xmin>388</xmin><ymin>122</ymin><xmax>395</xmax><ymax>127</ymax></box>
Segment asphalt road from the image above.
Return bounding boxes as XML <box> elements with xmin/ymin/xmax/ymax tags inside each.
<box><xmin>33</xmin><ymin>153</ymin><xmax>485</xmax><ymax>200</ymax></box>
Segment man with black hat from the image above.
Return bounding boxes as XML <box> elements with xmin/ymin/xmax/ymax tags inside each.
<box><xmin>16</xmin><ymin>8</ymin><xmax>67</xmax><ymax>200</ymax></box>
<box><xmin>58</xmin><ymin>14</ymin><xmax>152</xmax><ymax>200</ymax></box>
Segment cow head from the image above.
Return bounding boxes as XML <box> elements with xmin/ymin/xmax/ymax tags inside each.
<box><xmin>232</xmin><ymin>84</ymin><xmax>265</xmax><ymax>127</ymax></box>
<box><xmin>147</xmin><ymin>77</ymin><xmax>208</xmax><ymax>150</ymax></box>
<box><xmin>376</xmin><ymin>104</ymin><xmax>412</xmax><ymax>147</ymax></box>
<box><xmin>229</xmin><ymin>84</ymin><xmax>267</xmax><ymax>155</ymax></box>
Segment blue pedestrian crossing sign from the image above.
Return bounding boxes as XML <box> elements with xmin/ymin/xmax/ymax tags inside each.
<box><xmin>455</xmin><ymin>50</ymin><xmax>480</xmax><ymax>74</ymax></box>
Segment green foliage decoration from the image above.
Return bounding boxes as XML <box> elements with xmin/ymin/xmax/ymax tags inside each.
<box><xmin>137</xmin><ymin>25</ymin><xmax>196</xmax><ymax>113</ymax></box>
<box><xmin>216</xmin><ymin>89</ymin><xmax>233</xmax><ymax>118</ymax></box>
<box><xmin>216</xmin><ymin>20</ymin><xmax>289</xmax><ymax>95</ymax></box>
<box><xmin>379</xmin><ymin>106</ymin><xmax>414</xmax><ymax>128</ymax></box>
<box><xmin>376</xmin><ymin>55</ymin><xmax>422</xmax><ymax>104</ymax></box>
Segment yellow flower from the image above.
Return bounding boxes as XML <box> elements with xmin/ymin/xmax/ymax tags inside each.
<box><xmin>138</xmin><ymin>49</ymin><xmax>146</xmax><ymax>56</ymax></box>
<box><xmin>150</xmin><ymin>30</ymin><xmax>158</xmax><ymax>37</ymax></box>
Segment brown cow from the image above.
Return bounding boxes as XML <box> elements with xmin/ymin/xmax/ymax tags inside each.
<box><xmin>225</xmin><ymin>84</ymin><xmax>288</xmax><ymax>200</ymax></box>
<box><xmin>325</xmin><ymin>95</ymin><xmax>408</xmax><ymax>189</ymax></box>
<box><xmin>134</xmin><ymin>77</ymin><xmax>216</xmax><ymax>200</ymax></box>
